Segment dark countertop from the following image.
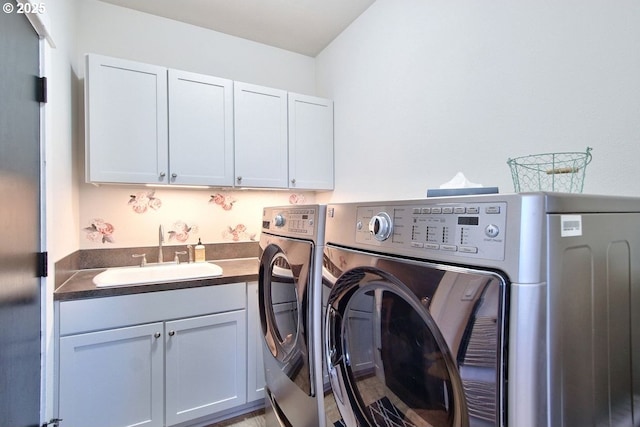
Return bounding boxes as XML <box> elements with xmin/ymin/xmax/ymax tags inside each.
<box><xmin>54</xmin><ymin>258</ymin><xmax>260</xmax><ymax>301</ymax></box>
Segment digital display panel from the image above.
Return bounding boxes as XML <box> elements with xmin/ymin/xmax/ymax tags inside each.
<box><xmin>458</xmin><ymin>217</ymin><xmax>479</xmax><ymax>226</ymax></box>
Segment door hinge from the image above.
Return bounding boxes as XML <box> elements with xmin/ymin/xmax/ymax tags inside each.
<box><xmin>42</xmin><ymin>418</ymin><xmax>62</xmax><ymax>427</ymax></box>
<box><xmin>37</xmin><ymin>251</ymin><xmax>48</xmax><ymax>277</ymax></box>
<box><xmin>37</xmin><ymin>76</ymin><xmax>47</xmax><ymax>103</ymax></box>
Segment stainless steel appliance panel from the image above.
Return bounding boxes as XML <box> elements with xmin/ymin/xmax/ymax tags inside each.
<box><xmin>260</xmin><ymin>205</ymin><xmax>326</xmax><ymax>427</ymax></box>
<box><xmin>321</xmin><ymin>193</ymin><xmax>640</xmax><ymax>427</ymax></box>
<box><xmin>546</xmin><ymin>212</ymin><xmax>640</xmax><ymax>427</ymax></box>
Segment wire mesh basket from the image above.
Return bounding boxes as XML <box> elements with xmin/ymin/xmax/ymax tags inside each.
<box><xmin>507</xmin><ymin>147</ymin><xmax>593</xmax><ymax>193</ymax></box>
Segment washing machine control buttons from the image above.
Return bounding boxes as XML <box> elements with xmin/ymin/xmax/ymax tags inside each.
<box><xmin>369</xmin><ymin>212</ymin><xmax>393</xmax><ymax>241</ymax></box>
<box><xmin>274</xmin><ymin>214</ymin><xmax>286</xmax><ymax>227</ymax></box>
<box><xmin>485</xmin><ymin>224</ymin><xmax>500</xmax><ymax>238</ymax></box>
<box><xmin>355</xmin><ymin>202</ymin><xmax>507</xmax><ymax>261</ymax></box>
<box><xmin>271</xmin><ymin>208</ymin><xmax>319</xmax><ymax>235</ymax></box>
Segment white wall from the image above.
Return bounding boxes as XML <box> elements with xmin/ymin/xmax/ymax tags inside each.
<box><xmin>43</xmin><ymin>0</ymin><xmax>80</xmax><ymax>422</ymax></box>
<box><xmin>41</xmin><ymin>0</ymin><xmax>640</xmax><ymax>421</ymax></box>
<box><xmin>47</xmin><ymin>3</ymin><xmax>81</xmax><ymax>260</ymax></box>
<box><xmin>72</xmin><ymin>0</ymin><xmax>319</xmax><ymax>250</ymax></box>
<box><xmin>44</xmin><ymin>0</ymin><xmax>321</xmax><ymax>257</ymax></box>
<box><xmin>316</xmin><ymin>0</ymin><xmax>640</xmax><ymax>202</ymax></box>
<box><xmin>74</xmin><ymin>0</ymin><xmax>316</xmax><ymax>92</ymax></box>
<box><xmin>43</xmin><ymin>1</ymin><xmax>318</xmax><ymax>419</ymax></box>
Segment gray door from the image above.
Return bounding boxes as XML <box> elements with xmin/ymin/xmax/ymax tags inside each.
<box><xmin>0</xmin><ymin>6</ymin><xmax>42</xmax><ymax>427</ymax></box>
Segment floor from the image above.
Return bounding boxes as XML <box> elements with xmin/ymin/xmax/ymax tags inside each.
<box><xmin>207</xmin><ymin>410</ymin><xmax>265</xmax><ymax>427</ymax></box>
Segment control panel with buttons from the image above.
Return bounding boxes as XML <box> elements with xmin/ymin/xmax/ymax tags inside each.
<box><xmin>262</xmin><ymin>207</ymin><xmax>318</xmax><ymax>236</ymax></box>
<box><xmin>354</xmin><ymin>202</ymin><xmax>507</xmax><ymax>261</ymax></box>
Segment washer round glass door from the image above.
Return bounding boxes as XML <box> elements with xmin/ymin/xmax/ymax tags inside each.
<box><xmin>325</xmin><ymin>267</ymin><xmax>469</xmax><ymax>427</ymax></box>
<box><xmin>259</xmin><ymin>238</ymin><xmax>314</xmax><ymax>396</ymax></box>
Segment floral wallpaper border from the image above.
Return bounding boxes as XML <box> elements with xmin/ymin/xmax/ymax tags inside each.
<box><xmin>82</xmin><ymin>190</ymin><xmax>309</xmax><ymax>245</ymax></box>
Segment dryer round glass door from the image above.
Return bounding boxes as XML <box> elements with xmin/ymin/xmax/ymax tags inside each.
<box><xmin>323</xmin><ymin>254</ymin><xmax>506</xmax><ymax>427</ymax></box>
<box><xmin>268</xmin><ymin>252</ymin><xmax>299</xmax><ymax>354</ymax></box>
<box><xmin>259</xmin><ymin>238</ymin><xmax>315</xmax><ymax>396</ymax></box>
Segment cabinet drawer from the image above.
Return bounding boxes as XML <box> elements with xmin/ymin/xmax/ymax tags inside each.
<box><xmin>59</xmin><ymin>284</ymin><xmax>246</xmax><ymax>336</ymax></box>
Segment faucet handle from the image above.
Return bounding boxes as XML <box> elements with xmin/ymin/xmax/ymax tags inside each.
<box><xmin>174</xmin><ymin>251</ymin><xmax>187</xmax><ymax>264</ymax></box>
<box><xmin>132</xmin><ymin>253</ymin><xmax>147</xmax><ymax>267</ymax></box>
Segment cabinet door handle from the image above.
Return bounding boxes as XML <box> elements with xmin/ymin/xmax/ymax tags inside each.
<box><xmin>236</xmin><ymin>176</ymin><xmax>242</xmax><ymax>184</ymax></box>
<box><xmin>154</xmin><ymin>332</ymin><xmax>161</xmax><ymax>339</ymax></box>
<box><xmin>168</xmin><ymin>330</ymin><xmax>175</xmax><ymax>337</ymax></box>
<box><xmin>171</xmin><ymin>173</ymin><xmax>177</xmax><ymax>179</ymax></box>
<box><xmin>159</xmin><ymin>172</ymin><xmax>166</xmax><ymax>178</ymax></box>
<box><xmin>290</xmin><ymin>178</ymin><xmax>296</xmax><ymax>185</ymax></box>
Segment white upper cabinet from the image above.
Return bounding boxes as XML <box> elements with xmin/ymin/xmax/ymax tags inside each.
<box><xmin>233</xmin><ymin>82</ymin><xmax>289</xmax><ymax>188</ymax></box>
<box><xmin>85</xmin><ymin>54</ymin><xmax>333</xmax><ymax>190</ymax></box>
<box><xmin>85</xmin><ymin>54</ymin><xmax>168</xmax><ymax>184</ymax></box>
<box><xmin>168</xmin><ymin>70</ymin><xmax>234</xmax><ymax>186</ymax></box>
<box><xmin>288</xmin><ymin>93</ymin><xmax>334</xmax><ymax>190</ymax></box>
<box><xmin>85</xmin><ymin>55</ymin><xmax>234</xmax><ymax>186</ymax></box>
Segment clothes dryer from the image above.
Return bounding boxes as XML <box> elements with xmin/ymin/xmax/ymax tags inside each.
<box><xmin>259</xmin><ymin>205</ymin><xmax>326</xmax><ymax>427</ymax></box>
<box><xmin>321</xmin><ymin>193</ymin><xmax>640</xmax><ymax>427</ymax></box>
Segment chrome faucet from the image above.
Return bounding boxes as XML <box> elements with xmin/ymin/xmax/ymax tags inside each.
<box><xmin>174</xmin><ymin>251</ymin><xmax>187</xmax><ymax>264</ymax></box>
<box><xmin>158</xmin><ymin>225</ymin><xmax>164</xmax><ymax>263</ymax></box>
<box><xmin>132</xmin><ymin>253</ymin><xmax>147</xmax><ymax>267</ymax></box>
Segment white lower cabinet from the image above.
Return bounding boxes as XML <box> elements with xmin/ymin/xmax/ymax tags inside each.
<box><xmin>246</xmin><ymin>282</ymin><xmax>265</xmax><ymax>402</ymax></box>
<box><xmin>56</xmin><ymin>284</ymin><xmax>250</xmax><ymax>427</ymax></box>
<box><xmin>59</xmin><ymin>322</ymin><xmax>165</xmax><ymax>427</ymax></box>
<box><xmin>165</xmin><ymin>311</ymin><xmax>246</xmax><ymax>425</ymax></box>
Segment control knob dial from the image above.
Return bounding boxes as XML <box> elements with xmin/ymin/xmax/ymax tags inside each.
<box><xmin>274</xmin><ymin>214</ymin><xmax>286</xmax><ymax>227</ymax></box>
<box><xmin>369</xmin><ymin>212</ymin><xmax>393</xmax><ymax>241</ymax></box>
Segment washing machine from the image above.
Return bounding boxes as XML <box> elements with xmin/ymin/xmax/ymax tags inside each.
<box><xmin>259</xmin><ymin>205</ymin><xmax>326</xmax><ymax>427</ymax></box>
<box><xmin>321</xmin><ymin>192</ymin><xmax>640</xmax><ymax>427</ymax></box>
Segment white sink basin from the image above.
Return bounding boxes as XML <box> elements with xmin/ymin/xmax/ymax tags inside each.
<box><xmin>93</xmin><ymin>262</ymin><xmax>223</xmax><ymax>287</ymax></box>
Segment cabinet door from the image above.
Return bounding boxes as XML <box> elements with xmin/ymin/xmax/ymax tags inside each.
<box><xmin>233</xmin><ymin>82</ymin><xmax>288</xmax><ymax>188</ymax></box>
<box><xmin>58</xmin><ymin>323</ymin><xmax>164</xmax><ymax>427</ymax></box>
<box><xmin>85</xmin><ymin>54</ymin><xmax>169</xmax><ymax>184</ymax></box>
<box><xmin>168</xmin><ymin>70</ymin><xmax>234</xmax><ymax>186</ymax></box>
<box><xmin>288</xmin><ymin>93</ymin><xmax>334</xmax><ymax>190</ymax></box>
<box><xmin>165</xmin><ymin>310</ymin><xmax>247</xmax><ymax>425</ymax></box>
<box><xmin>246</xmin><ymin>282</ymin><xmax>266</xmax><ymax>402</ymax></box>
<box><xmin>346</xmin><ymin>310</ymin><xmax>375</xmax><ymax>374</ymax></box>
